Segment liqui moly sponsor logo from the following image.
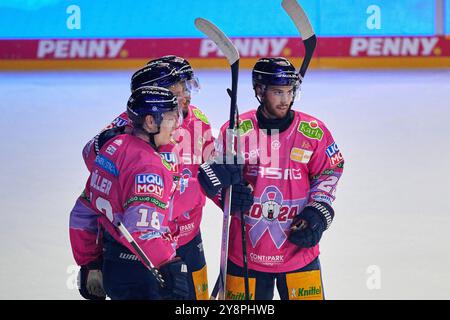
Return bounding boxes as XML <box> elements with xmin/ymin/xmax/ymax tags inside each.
<box><xmin>200</xmin><ymin>37</ymin><xmax>289</xmax><ymax>58</ymax></box>
<box><xmin>326</xmin><ymin>142</ymin><xmax>343</xmax><ymax>166</ymax></box>
<box><xmin>135</xmin><ymin>174</ymin><xmax>164</xmax><ymax>197</ymax></box>
<box><xmin>350</xmin><ymin>37</ymin><xmax>439</xmax><ymax>57</ymax></box>
<box><xmin>37</xmin><ymin>39</ymin><xmax>126</xmax><ymax>59</ymax></box>
<box><xmin>160</xmin><ymin>152</ymin><xmax>178</xmax><ymax>172</ymax></box>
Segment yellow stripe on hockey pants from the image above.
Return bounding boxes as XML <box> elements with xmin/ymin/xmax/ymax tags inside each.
<box><xmin>192</xmin><ymin>265</ymin><xmax>209</xmax><ymax>300</ymax></box>
<box><xmin>225</xmin><ymin>274</ymin><xmax>256</xmax><ymax>300</ymax></box>
<box><xmin>285</xmin><ymin>270</ymin><xmax>324</xmax><ymax>300</ymax></box>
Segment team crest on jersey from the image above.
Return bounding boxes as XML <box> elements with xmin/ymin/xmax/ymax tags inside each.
<box><xmin>298</xmin><ymin>120</ymin><xmax>324</xmax><ymax>141</ymax></box>
<box><xmin>178</xmin><ymin>168</ymin><xmax>192</xmax><ymax>194</ymax></box>
<box><xmin>246</xmin><ymin>186</ymin><xmax>308</xmax><ymax>249</ymax></box>
<box><xmin>325</xmin><ymin>142</ymin><xmax>343</xmax><ymax>166</ymax></box>
<box><xmin>290</xmin><ymin>147</ymin><xmax>313</xmax><ymax>164</ymax></box>
<box><xmin>135</xmin><ymin>174</ymin><xmax>164</xmax><ymax>197</ymax></box>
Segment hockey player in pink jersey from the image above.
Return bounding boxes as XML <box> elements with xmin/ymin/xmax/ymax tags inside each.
<box><xmin>70</xmin><ymin>86</ymin><xmax>242</xmax><ymax>300</ymax></box>
<box><xmin>71</xmin><ymin>59</ymin><xmax>237</xmax><ymax>300</ymax></box>
<box><xmin>216</xmin><ymin>57</ymin><xmax>344</xmax><ymax>300</ymax></box>
<box><xmin>83</xmin><ymin>86</ymin><xmax>189</xmax><ymax>299</ymax></box>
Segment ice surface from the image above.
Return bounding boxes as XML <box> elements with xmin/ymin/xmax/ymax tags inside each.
<box><xmin>0</xmin><ymin>68</ymin><xmax>449</xmax><ymax>299</ymax></box>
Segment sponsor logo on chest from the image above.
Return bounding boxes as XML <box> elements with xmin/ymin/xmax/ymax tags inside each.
<box><xmin>298</xmin><ymin>120</ymin><xmax>324</xmax><ymax>141</ymax></box>
<box><xmin>247</xmin><ymin>166</ymin><xmax>302</xmax><ymax>180</ymax></box>
<box><xmin>290</xmin><ymin>147</ymin><xmax>313</xmax><ymax>164</ymax></box>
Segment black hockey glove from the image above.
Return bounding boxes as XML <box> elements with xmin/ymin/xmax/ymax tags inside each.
<box><xmin>159</xmin><ymin>258</ymin><xmax>190</xmax><ymax>300</ymax></box>
<box><xmin>198</xmin><ymin>158</ymin><xmax>243</xmax><ymax>198</ymax></box>
<box><xmin>221</xmin><ymin>183</ymin><xmax>254</xmax><ymax>213</ymax></box>
<box><xmin>78</xmin><ymin>258</ymin><xmax>106</xmax><ymax>300</ymax></box>
<box><xmin>288</xmin><ymin>202</ymin><xmax>334</xmax><ymax>248</ymax></box>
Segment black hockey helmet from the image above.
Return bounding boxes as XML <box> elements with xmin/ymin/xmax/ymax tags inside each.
<box><xmin>147</xmin><ymin>55</ymin><xmax>200</xmax><ymax>93</ymax></box>
<box><xmin>127</xmin><ymin>86</ymin><xmax>178</xmax><ymax>128</ymax></box>
<box><xmin>252</xmin><ymin>57</ymin><xmax>300</xmax><ymax>89</ymax></box>
<box><xmin>130</xmin><ymin>63</ymin><xmax>181</xmax><ymax>93</ymax></box>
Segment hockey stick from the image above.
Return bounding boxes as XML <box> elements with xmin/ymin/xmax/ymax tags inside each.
<box><xmin>281</xmin><ymin>0</ymin><xmax>317</xmax><ymax>79</ymax></box>
<box><xmin>194</xmin><ymin>18</ymin><xmax>249</xmax><ymax>300</ymax></box>
<box><xmin>210</xmin><ymin>88</ymin><xmax>250</xmax><ymax>300</ymax></box>
<box><xmin>117</xmin><ymin>222</ymin><xmax>165</xmax><ymax>287</ymax></box>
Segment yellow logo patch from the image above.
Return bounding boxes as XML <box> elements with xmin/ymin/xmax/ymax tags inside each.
<box><xmin>286</xmin><ymin>270</ymin><xmax>324</xmax><ymax>300</ymax></box>
<box><xmin>225</xmin><ymin>274</ymin><xmax>256</xmax><ymax>300</ymax></box>
<box><xmin>192</xmin><ymin>266</ymin><xmax>209</xmax><ymax>300</ymax></box>
<box><xmin>290</xmin><ymin>147</ymin><xmax>313</xmax><ymax>164</ymax></box>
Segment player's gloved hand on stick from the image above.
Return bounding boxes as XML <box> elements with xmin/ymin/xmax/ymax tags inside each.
<box><xmin>78</xmin><ymin>258</ymin><xmax>106</xmax><ymax>300</ymax></box>
<box><xmin>159</xmin><ymin>257</ymin><xmax>190</xmax><ymax>300</ymax></box>
<box><xmin>198</xmin><ymin>156</ymin><xmax>243</xmax><ymax>197</ymax></box>
<box><xmin>221</xmin><ymin>183</ymin><xmax>254</xmax><ymax>213</ymax></box>
<box><xmin>288</xmin><ymin>202</ymin><xmax>334</xmax><ymax>248</ymax></box>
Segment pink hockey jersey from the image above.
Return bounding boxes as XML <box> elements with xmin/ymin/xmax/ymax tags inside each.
<box><xmin>73</xmin><ymin>105</ymin><xmax>213</xmax><ymax>267</ymax></box>
<box><xmin>217</xmin><ymin>110</ymin><xmax>344</xmax><ymax>273</ymax></box>
<box><xmin>164</xmin><ymin>105</ymin><xmax>215</xmax><ymax>246</ymax></box>
<box><xmin>72</xmin><ymin>133</ymin><xmax>205</xmax><ymax>268</ymax></box>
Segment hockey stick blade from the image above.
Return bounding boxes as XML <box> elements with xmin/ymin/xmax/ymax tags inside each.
<box><xmin>195</xmin><ymin>18</ymin><xmax>239</xmax><ymax>65</ymax></box>
<box><xmin>281</xmin><ymin>0</ymin><xmax>317</xmax><ymax>79</ymax></box>
<box><xmin>281</xmin><ymin>0</ymin><xmax>314</xmax><ymax>40</ymax></box>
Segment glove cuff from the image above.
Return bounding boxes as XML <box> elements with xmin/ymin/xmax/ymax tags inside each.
<box><xmin>85</xmin><ymin>256</ymin><xmax>103</xmax><ymax>270</ymax></box>
<box><xmin>306</xmin><ymin>201</ymin><xmax>334</xmax><ymax>230</ymax></box>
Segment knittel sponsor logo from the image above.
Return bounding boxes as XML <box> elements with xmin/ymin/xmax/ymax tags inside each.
<box><xmin>37</xmin><ymin>39</ymin><xmax>126</xmax><ymax>59</ymax></box>
<box><xmin>290</xmin><ymin>286</ymin><xmax>322</xmax><ymax>299</ymax></box>
<box><xmin>135</xmin><ymin>174</ymin><xmax>164</xmax><ymax>197</ymax></box>
<box><xmin>226</xmin><ymin>290</ymin><xmax>255</xmax><ymax>301</ymax></box>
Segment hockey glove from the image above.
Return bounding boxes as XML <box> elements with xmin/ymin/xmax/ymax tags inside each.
<box><xmin>159</xmin><ymin>258</ymin><xmax>189</xmax><ymax>300</ymax></box>
<box><xmin>77</xmin><ymin>259</ymin><xmax>106</xmax><ymax>300</ymax></box>
<box><xmin>221</xmin><ymin>183</ymin><xmax>254</xmax><ymax>213</ymax></box>
<box><xmin>198</xmin><ymin>158</ymin><xmax>243</xmax><ymax>198</ymax></box>
<box><xmin>288</xmin><ymin>202</ymin><xmax>334</xmax><ymax>248</ymax></box>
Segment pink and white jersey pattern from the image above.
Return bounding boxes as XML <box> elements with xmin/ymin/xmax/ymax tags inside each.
<box><xmin>217</xmin><ymin>110</ymin><xmax>344</xmax><ymax>273</ymax></box>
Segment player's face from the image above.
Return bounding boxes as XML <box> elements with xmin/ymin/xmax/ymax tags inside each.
<box><xmin>263</xmin><ymin>85</ymin><xmax>295</xmax><ymax>119</ymax></box>
<box><xmin>169</xmin><ymin>82</ymin><xmax>191</xmax><ymax>115</ymax></box>
<box><xmin>154</xmin><ymin>110</ymin><xmax>180</xmax><ymax>146</ymax></box>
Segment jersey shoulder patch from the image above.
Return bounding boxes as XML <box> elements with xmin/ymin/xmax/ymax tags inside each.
<box><xmin>192</xmin><ymin>108</ymin><xmax>209</xmax><ymax>125</ymax></box>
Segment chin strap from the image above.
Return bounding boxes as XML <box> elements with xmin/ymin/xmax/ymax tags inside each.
<box><xmin>133</xmin><ymin>127</ymin><xmax>159</xmax><ymax>150</ymax></box>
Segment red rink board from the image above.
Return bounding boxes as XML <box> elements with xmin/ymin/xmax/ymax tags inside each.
<box><xmin>1</xmin><ymin>36</ymin><xmax>449</xmax><ymax>69</ymax></box>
